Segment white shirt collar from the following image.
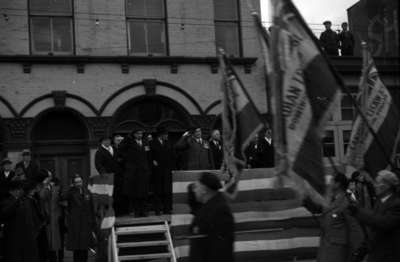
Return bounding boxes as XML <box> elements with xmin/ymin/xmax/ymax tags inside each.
<box><xmin>102</xmin><ymin>144</ymin><xmax>114</xmax><ymax>155</ymax></box>
<box><xmin>265</xmin><ymin>137</ymin><xmax>272</xmax><ymax>145</ymax></box>
<box><xmin>381</xmin><ymin>194</ymin><xmax>392</xmax><ymax>203</ymax></box>
<box><xmin>4</xmin><ymin>171</ymin><xmax>10</xmax><ymax>177</ymax></box>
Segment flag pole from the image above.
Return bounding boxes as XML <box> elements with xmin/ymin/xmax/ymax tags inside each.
<box><xmin>270</xmin><ymin>1</ymin><xmax>288</xmax><ymax>176</ymax></box>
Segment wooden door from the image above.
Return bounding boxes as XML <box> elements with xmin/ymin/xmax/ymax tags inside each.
<box><xmin>39</xmin><ymin>155</ymin><xmax>88</xmax><ymax>190</ymax></box>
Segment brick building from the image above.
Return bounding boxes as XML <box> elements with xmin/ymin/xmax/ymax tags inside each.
<box><xmin>0</xmin><ymin>0</ymin><xmax>399</xmax><ymax>187</ymax></box>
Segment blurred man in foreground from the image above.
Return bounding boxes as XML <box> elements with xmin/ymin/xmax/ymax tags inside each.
<box><xmin>349</xmin><ymin>170</ymin><xmax>400</xmax><ymax>262</ymax></box>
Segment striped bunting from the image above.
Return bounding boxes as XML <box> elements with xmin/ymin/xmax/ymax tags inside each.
<box><xmin>88</xmin><ymin>173</ymin><xmax>115</xmax><ymax>229</ymax></box>
<box><xmin>171</xmin><ymin>169</ymin><xmax>319</xmax><ymax>261</ymax></box>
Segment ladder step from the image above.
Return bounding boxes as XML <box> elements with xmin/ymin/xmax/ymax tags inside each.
<box><xmin>117</xmin><ymin>240</ymin><xmax>169</xmax><ymax>248</ymax></box>
<box><xmin>119</xmin><ymin>253</ymin><xmax>171</xmax><ymax>261</ymax></box>
<box><xmin>116</xmin><ymin>224</ymin><xmax>166</xmax><ymax>235</ymax></box>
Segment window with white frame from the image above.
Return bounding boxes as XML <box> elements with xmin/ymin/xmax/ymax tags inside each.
<box><xmin>322</xmin><ymin>87</ymin><xmax>358</xmax><ymax>164</ymax></box>
<box><xmin>213</xmin><ymin>0</ymin><xmax>241</xmax><ymax>57</ymax></box>
<box><xmin>322</xmin><ymin>130</ymin><xmax>336</xmax><ymax>158</ymax></box>
<box><xmin>126</xmin><ymin>0</ymin><xmax>167</xmax><ymax>56</ymax></box>
<box><xmin>29</xmin><ymin>0</ymin><xmax>74</xmax><ymax>55</ymax></box>
<box><xmin>340</xmin><ymin>92</ymin><xmax>357</xmax><ymax>121</ymax></box>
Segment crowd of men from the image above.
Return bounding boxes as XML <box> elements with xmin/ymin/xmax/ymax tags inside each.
<box><xmin>0</xmin><ymin>151</ymin><xmax>95</xmax><ymax>262</ymax></box>
<box><xmin>96</xmin><ymin>126</ymin><xmax>274</xmax><ymax>217</ymax></box>
<box><xmin>0</xmin><ymin>126</ymin><xmax>274</xmax><ymax>262</ymax></box>
<box><xmin>320</xmin><ymin>21</ymin><xmax>355</xmax><ymax>56</ymax></box>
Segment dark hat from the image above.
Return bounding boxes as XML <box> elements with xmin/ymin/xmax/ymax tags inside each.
<box><xmin>155</xmin><ymin>126</ymin><xmax>168</xmax><ymax>136</ymax></box>
<box><xmin>323</xmin><ymin>20</ymin><xmax>332</xmax><ymax>25</ymax></box>
<box><xmin>1</xmin><ymin>158</ymin><xmax>12</xmax><ymax>166</ymax></box>
<box><xmin>130</xmin><ymin>127</ymin><xmax>145</xmax><ymax>135</ymax></box>
<box><xmin>99</xmin><ymin>136</ymin><xmax>111</xmax><ymax>143</ymax></box>
<box><xmin>8</xmin><ymin>180</ymin><xmax>23</xmax><ymax>191</ymax></box>
<box><xmin>199</xmin><ymin>172</ymin><xmax>222</xmax><ymax>191</ymax></box>
<box><xmin>21</xmin><ymin>149</ymin><xmax>31</xmax><ymax>156</ymax></box>
<box><xmin>333</xmin><ymin>172</ymin><xmax>349</xmax><ymax>189</ymax></box>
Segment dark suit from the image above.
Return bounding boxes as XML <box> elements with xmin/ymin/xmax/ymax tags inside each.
<box><xmin>209</xmin><ymin>139</ymin><xmax>223</xmax><ymax>169</ymax></box>
<box><xmin>244</xmin><ymin>138</ymin><xmax>274</xmax><ymax>168</ymax></box>
<box><xmin>119</xmin><ymin>137</ymin><xmax>151</xmax><ymax>214</ymax></box>
<box><xmin>94</xmin><ymin>147</ymin><xmax>119</xmax><ymax>175</ymax></box>
<box><xmin>304</xmin><ymin>193</ymin><xmax>364</xmax><ymax>262</ymax></box>
<box><xmin>189</xmin><ymin>192</ymin><xmax>234</xmax><ymax>262</ymax></box>
<box><xmin>355</xmin><ymin>194</ymin><xmax>400</xmax><ymax>262</ymax></box>
<box><xmin>257</xmin><ymin>138</ymin><xmax>274</xmax><ymax>168</ymax></box>
<box><xmin>0</xmin><ymin>171</ymin><xmax>15</xmax><ymax>200</ymax></box>
<box><xmin>15</xmin><ymin>161</ymin><xmax>39</xmax><ymax>180</ymax></box>
<box><xmin>175</xmin><ymin>137</ymin><xmax>214</xmax><ymax>170</ymax></box>
<box><xmin>150</xmin><ymin>139</ymin><xmax>175</xmax><ymax>213</ymax></box>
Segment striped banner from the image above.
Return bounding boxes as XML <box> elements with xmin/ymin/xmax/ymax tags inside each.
<box><xmin>346</xmin><ymin>58</ymin><xmax>400</xmax><ymax>175</ymax></box>
<box><xmin>269</xmin><ymin>0</ymin><xmax>341</xmax><ymax>203</ymax></box>
<box><xmin>171</xmin><ymin>169</ymin><xmax>319</xmax><ymax>261</ymax></box>
<box><xmin>88</xmin><ymin>173</ymin><xmax>115</xmax><ymax>229</ymax></box>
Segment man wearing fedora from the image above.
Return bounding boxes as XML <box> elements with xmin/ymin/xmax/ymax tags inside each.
<box><xmin>150</xmin><ymin>127</ymin><xmax>175</xmax><ymax>215</ymax></box>
<box><xmin>320</xmin><ymin>20</ymin><xmax>339</xmax><ymax>56</ymax></box>
<box><xmin>15</xmin><ymin>149</ymin><xmax>39</xmax><ymax>181</ymax></box>
<box><xmin>119</xmin><ymin>128</ymin><xmax>151</xmax><ymax>217</ymax></box>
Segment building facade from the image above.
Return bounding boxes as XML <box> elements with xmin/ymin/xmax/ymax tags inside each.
<box><xmin>347</xmin><ymin>0</ymin><xmax>399</xmax><ymax>57</ymax></box>
<box><xmin>1</xmin><ymin>0</ymin><xmax>399</xmax><ymax>187</ymax></box>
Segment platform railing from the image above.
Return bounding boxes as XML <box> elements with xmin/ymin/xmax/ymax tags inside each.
<box><xmin>109</xmin><ymin>227</ymin><xmax>119</xmax><ymax>262</ymax></box>
<box><xmin>165</xmin><ymin>221</ymin><xmax>178</xmax><ymax>262</ymax></box>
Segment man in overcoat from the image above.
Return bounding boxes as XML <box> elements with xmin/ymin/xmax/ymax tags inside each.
<box><xmin>119</xmin><ymin>128</ymin><xmax>151</xmax><ymax>216</ymax></box>
<box><xmin>189</xmin><ymin>172</ymin><xmax>234</xmax><ymax>262</ymax></box>
<box><xmin>349</xmin><ymin>170</ymin><xmax>400</xmax><ymax>262</ymax></box>
<box><xmin>0</xmin><ymin>158</ymin><xmax>15</xmax><ymax>201</ymax></box>
<box><xmin>15</xmin><ymin>149</ymin><xmax>39</xmax><ymax>181</ymax></box>
<box><xmin>0</xmin><ymin>180</ymin><xmax>44</xmax><ymax>262</ymax></box>
<box><xmin>62</xmin><ymin>175</ymin><xmax>95</xmax><ymax>262</ymax></box>
<box><xmin>150</xmin><ymin>127</ymin><xmax>175</xmax><ymax>214</ymax></box>
<box><xmin>175</xmin><ymin>127</ymin><xmax>214</xmax><ymax>170</ymax></box>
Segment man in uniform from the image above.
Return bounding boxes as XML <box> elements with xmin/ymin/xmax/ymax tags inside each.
<box><xmin>320</xmin><ymin>20</ymin><xmax>339</xmax><ymax>56</ymax></box>
<box><xmin>189</xmin><ymin>172</ymin><xmax>234</xmax><ymax>262</ymax></box>
<box><xmin>150</xmin><ymin>127</ymin><xmax>175</xmax><ymax>215</ymax></box>
<box><xmin>175</xmin><ymin>127</ymin><xmax>214</xmax><ymax>170</ymax></box>
<box><xmin>119</xmin><ymin>128</ymin><xmax>151</xmax><ymax>217</ymax></box>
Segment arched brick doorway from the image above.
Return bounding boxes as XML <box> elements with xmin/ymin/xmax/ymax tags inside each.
<box><xmin>112</xmin><ymin>95</ymin><xmax>193</xmax><ymax>143</ymax></box>
<box><xmin>31</xmin><ymin>109</ymin><xmax>90</xmax><ymax>187</ymax></box>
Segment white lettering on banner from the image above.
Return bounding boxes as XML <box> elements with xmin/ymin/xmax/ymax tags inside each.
<box><xmin>346</xmin><ymin>68</ymin><xmax>392</xmax><ymax>168</ymax></box>
<box><xmin>280</xmin><ymin>29</ymin><xmax>312</xmax><ymax>165</ymax></box>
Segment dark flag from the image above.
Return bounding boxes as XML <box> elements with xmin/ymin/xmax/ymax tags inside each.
<box><xmin>219</xmin><ymin>52</ymin><xmax>264</xmax><ymax>198</ymax></box>
<box><xmin>269</xmin><ymin>0</ymin><xmax>342</xmax><ymax>203</ymax></box>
